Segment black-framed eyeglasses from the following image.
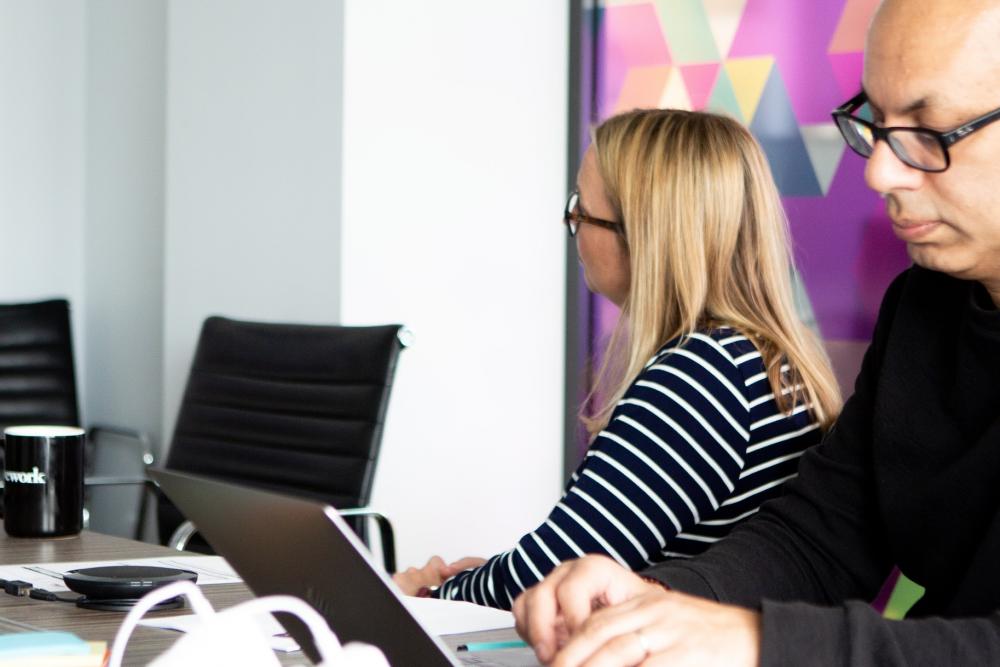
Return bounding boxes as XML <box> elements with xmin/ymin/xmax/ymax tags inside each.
<box><xmin>832</xmin><ymin>91</ymin><xmax>1000</xmax><ymax>173</ymax></box>
<box><xmin>563</xmin><ymin>190</ymin><xmax>624</xmax><ymax>238</ymax></box>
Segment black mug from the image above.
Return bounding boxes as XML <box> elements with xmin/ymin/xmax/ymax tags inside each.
<box><xmin>3</xmin><ymin>426</ymin><xmax>85</xmax><ymax>537</ymax></box>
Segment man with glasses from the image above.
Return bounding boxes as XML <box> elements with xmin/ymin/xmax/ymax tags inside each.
<box><xmin>513</xmin><ymin>0</ymin><xmax>1000</xmax><ymax>664</ymax></box>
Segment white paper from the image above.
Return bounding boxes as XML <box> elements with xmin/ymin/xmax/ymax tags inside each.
<box><xmin>403</xmin><ymin>596</ymin><xmax>515</xmax><ymax>636</ymax></box>
<box><xmin>0</xmin><ymin>555</ymin><xmax>242</xmax><ymax>592</ymax></box>
<box><xmin>138</xmin><ymin>612</ymin><xmax>300</xmax><ymax>653</ymax></box>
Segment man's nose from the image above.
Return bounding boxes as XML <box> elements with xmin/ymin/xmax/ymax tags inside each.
<box><xmin>864</xmin><ymin>138</ymin><xmax>925</xmax><ymax>195</ymax></box>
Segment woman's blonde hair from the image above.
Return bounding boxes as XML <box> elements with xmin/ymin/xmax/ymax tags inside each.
<box><xmin>584</xmin><ymin>108</ymin><xmax>841</xmax><ymax>435</ymax></box>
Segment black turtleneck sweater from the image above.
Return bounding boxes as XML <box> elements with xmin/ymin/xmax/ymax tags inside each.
<box><xmin>645</xmin><ymin>266</ymin><xmax>1000</xmax><ymax>666</ymax></box>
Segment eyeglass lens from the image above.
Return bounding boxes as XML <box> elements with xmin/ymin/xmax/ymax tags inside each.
<box><xmin>889</xmin><ymin>131</ymin><xmax>946</xmax><ymax>170</ymax></box>
<box><xmin>564</xmin><ymin>191</ymin><xmax>579</xmax><ymax>236</ymax></box>
<box><xmin>837</xmin><ymin>116</ymin><xmax>947</xmax><ymax>171</ymax></box>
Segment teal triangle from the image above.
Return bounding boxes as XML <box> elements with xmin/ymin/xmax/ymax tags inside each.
<box><xmin>749</xmin><ymin>67</ymin><xmax>822</xmax><ymax>197</ymax></box>
<box><xmin>706</xmin><ymin>67</ymin><xmax>743</xmax><ymax>122</ymax></box>
<box><xmin>654</xmin><ymin>0</ymin><xmax>719</xmax><ymax>64</ymax></box>
<box><xmin>801</xmin><ymin>124</ymin><xmax>845</xmax><ymax>196</ymax></box>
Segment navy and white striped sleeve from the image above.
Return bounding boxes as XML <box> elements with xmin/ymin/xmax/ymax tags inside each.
<box><xmin>435</xmin><ymin>332</ymin><xmax>752</xmax><ymax>609</ymax></box>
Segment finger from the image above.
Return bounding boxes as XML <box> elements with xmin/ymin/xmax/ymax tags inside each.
<box><xmin>556</xmin><ymin>557</ymin><xmax>624</xmax><ymax>632</ymax></box>
<box><xmin>392</xmin><ymin>569</ymin><xmax>422</xmax><ymax>596</ymax></box>
<box><xmin>560</xmin><ymin>559</ymin><xmax>657</xmax><ymax>633</ymax></box>
<box><xmin>516</xmin><ymin>581</ymin><xmax>560</xmax><ymax>663</ymax></box>
<box><xmin>554</xmin><ymin>596</ymin><xmax>665</xmax><ymax>667</ymax></box>
<box><xmin>575</xmin><ymin>631</ymin><xmax>651</xmax><ymax>667</ymax></box>
<box><xmin>512</xmin><ymin>591</ymin><xmax>525</xmax><ymax>623</ymax></box>
<box><xmin>444</xmin><ymin>556</ymin><xmax>487</xmax><ymax>574</ymax></box>
<box><xmin>404</xmin><ymin>562</ymin><xmax>446</xmax><ymax>590</ymax></box>
<box><xmin>441</xmin><ymin>557</ymin><xmax>485</xmax><ymax>577</ymax></box>
<box><xmin>517</xmin><ymin>563</ymin><xmax>574</xmax><ymax>663</ymax></box>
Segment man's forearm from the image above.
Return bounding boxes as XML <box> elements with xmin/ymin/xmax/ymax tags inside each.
<box><xmin>759</xmin><ymin>599</ymin><xmax>1000</xmax><ymax>667</ymax></box>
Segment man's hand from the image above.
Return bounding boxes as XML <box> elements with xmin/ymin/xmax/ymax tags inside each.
<box><xmin>513</xmin><ymin>555</ymin><xmax>654</xmax><ymax>662</ymax></box>
<box><xmin>392</xmin><ymin>555</ymin><xmax>486</xmax><ymax>596</ymax></box>
<box><xmin>513</xmin><ymin>555</ymin><xmax>760</xmax><ymax>666</ymax></box>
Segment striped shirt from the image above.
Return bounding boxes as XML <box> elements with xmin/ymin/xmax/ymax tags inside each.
<box><xmin>436</xmin><ymin>328</ymin><xmax>823</xmax><ymax>609</ymax></box>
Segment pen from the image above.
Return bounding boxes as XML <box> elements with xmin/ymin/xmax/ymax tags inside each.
<box><xmin>456</xmin><ymin>640</ymin><xmax>529</xmax><ymax>652</ymax></box>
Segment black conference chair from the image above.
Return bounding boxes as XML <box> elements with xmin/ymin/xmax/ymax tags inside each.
<box><xmin>0</xmin><ymin>299</ymin><xmax>80</xmax><ymax>433</ymax></box>
<box><xmin>0</xmin><ymin>299</ymin><xmax>154</xmax><ymax>536</ymax></box>
<box><xmin>157</xmin><ymin>316</ymin><xmax>407</xmax><ymax>573</ymax></box>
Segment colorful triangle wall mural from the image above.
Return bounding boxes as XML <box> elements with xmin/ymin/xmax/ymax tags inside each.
<box><xmin>590</xmin><ymin>0</ymin><xmax>910</xmax><ymax>342</ymax></box>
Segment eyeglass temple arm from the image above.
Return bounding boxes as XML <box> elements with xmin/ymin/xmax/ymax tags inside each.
<box><xmin>833</xmin><ymin>90</ymin><xmax>867</xmax><ymax>115</ymax></box>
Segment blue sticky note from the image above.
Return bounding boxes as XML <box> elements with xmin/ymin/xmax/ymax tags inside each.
<box><xmin>0</xmin><ymin>632</ymin><xmax>90</xmax><ymax>658</ymax></box>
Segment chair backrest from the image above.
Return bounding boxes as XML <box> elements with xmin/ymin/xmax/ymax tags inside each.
<box><xmin>0</xmin><ymin>299</ymin><xmax>79</xmax><ymax>431</ymax></box>
<box><xmin>159</xmin><ymin>317</ymin><xmax>406</xmax><ymax>544</ymax></box>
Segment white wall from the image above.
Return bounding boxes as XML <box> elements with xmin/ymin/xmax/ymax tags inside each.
<box><xmin>163</xmin><ymin>0</ymin><xmax>345</xmax><ymax>442</ymax></box>
<box><xmin>0</xmin><ymin>1</ymin><xmax>86</xmax><ymax>371</ymax></box>
<box><xmin>84</xmin><ymin>0</ymin><xmax>166</xmax><ymax>449</ymax></box>
<box><xmin>343</xmin><ymin>1</ymin><xmax>569</xmax><ymax>568</ymax></box>
<box><xmin>80</xmin><ymin>0</ymin><xmax>166</xmax><ymax>540</ymax></box>
<box><xmin>1</xmin><ymin>1</ymin><xmax>569</xmax><ymax>562</ymax></box>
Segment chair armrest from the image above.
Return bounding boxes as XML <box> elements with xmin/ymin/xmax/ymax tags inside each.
<box><xmin>168</xmin><ymin>520</ymin><xmax>199</xmax><ymax>552</ymax></box>
<box><xmin>337</xmin><ymin>507</ymin><xmax>396</xmax><ymax>574</ymax></box>
<box><xmin>82</xmin><ymin>473</ymin><xmax>157</xmax><ymax>541</ymax></box>
<box><xmin>168</xmin><ymin>508</ymin><xmax>397</xmax><ymax>574</ymax></box>
<box><xmin>87</xmin><ymin>424</ymin><xmax>155</xmax><ymax>467</ymax></box>
<box><xmin>84</xmin><ymin>475</ymin><xmax>157</xmax><ymax>488</ymax></box>
<box><xmin>85</xmin><ymin>425</ymin><xmax>156</xmax><ymax>542</ymax></box>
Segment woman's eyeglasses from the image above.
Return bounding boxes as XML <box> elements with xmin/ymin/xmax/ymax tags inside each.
<box><xmin>832</xmin><ymin>91</ymin><xmax>1000</xmax><ymax>173</ymax></box>
<box><xmin>563</xmin><ymin>190</ymin><xmax>624</xmax><ymax>237</ymax></box>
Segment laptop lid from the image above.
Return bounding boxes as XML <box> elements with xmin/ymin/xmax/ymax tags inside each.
<box><xmin>149</xmin><ymin>467</ymin><xmax>459</xmax><ymax>665</ymax></box>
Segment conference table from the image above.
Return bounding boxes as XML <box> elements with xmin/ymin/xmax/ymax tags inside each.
<box><xmin>0</xmin><ymin>530</ymin><xmax>519</xmax><ymax>665</ymax></box>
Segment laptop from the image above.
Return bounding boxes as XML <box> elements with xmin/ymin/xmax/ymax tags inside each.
<box><xmin>149</xmin><ymin>468</ymin><xmax>540</xmax><ymax>666</ymax></box>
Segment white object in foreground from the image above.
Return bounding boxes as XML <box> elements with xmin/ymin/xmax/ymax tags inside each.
<box><xmin>139</xmin><ymin>594</ymin><xmax>515</xmax><ymax>654</ymax></box>
<box><xmin>112</xmin><ymin>581</ymin><xmax>387</xmax><ymax>667</ymax></box>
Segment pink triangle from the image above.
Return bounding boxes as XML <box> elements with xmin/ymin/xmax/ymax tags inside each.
<box><xmin>613</xmin><ymin>66</ymin><xmax>673</xmax><ymax>114</ymax></box>
<box><xmin>599</xmin><ymin>4</ymin><xmax>673</xmax><ymax>116</ymax></box>
<box><xmin>828</xmin><ymin>52</ymin><xmax>864</xmax><ymax>98</ymax></box>
<box><xmin>829</xmin><ymin>0</ymin><xmax>880</xmax><ymax>54</ymax></box>
<box><xmin>680</xmin><ymin>63</ymin><xmax>721</xmax><ymax>111</ymax></box>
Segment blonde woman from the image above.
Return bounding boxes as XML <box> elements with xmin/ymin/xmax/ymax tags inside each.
<box><xmin>394</xmin><ymin>109</ymin><xmax>842</xmax><ymax>609</ymax></box>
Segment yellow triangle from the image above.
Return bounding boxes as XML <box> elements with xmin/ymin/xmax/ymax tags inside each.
<box><xmin>703</xmin><ymin>0</ymin><xmax>748</xmax><ymax>58</ymax></box>
<box><xmin>724</xmin><ymin>56</ymin><xmax>774</xmax><ymax>122</ymax></box>
<box><xmin>658</xmin><ymin>67</ymin><xmax>692</xmax><ymax>110</ymax></box>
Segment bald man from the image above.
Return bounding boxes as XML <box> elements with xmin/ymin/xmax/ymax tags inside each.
<box><xmin>513</xmin><ymin>1</ymin><xmax>1000</xmax><ymax>665</ymax></box>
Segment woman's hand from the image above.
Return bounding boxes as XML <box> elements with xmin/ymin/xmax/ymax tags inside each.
<box><xmin>513</xmin><ymin>555</ymin><xmax>760</xmax><ymax>666</ymax></box>
<box><xmin>392</xmin><ymin>555</ymin><xmax>487</xmax><ymax>596</ymax></box>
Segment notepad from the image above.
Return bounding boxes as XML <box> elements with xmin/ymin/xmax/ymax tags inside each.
<box><xmin>402</xmin><ymin>596</ymin><xmax>515</xmax><ymax>635</ymax></box>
